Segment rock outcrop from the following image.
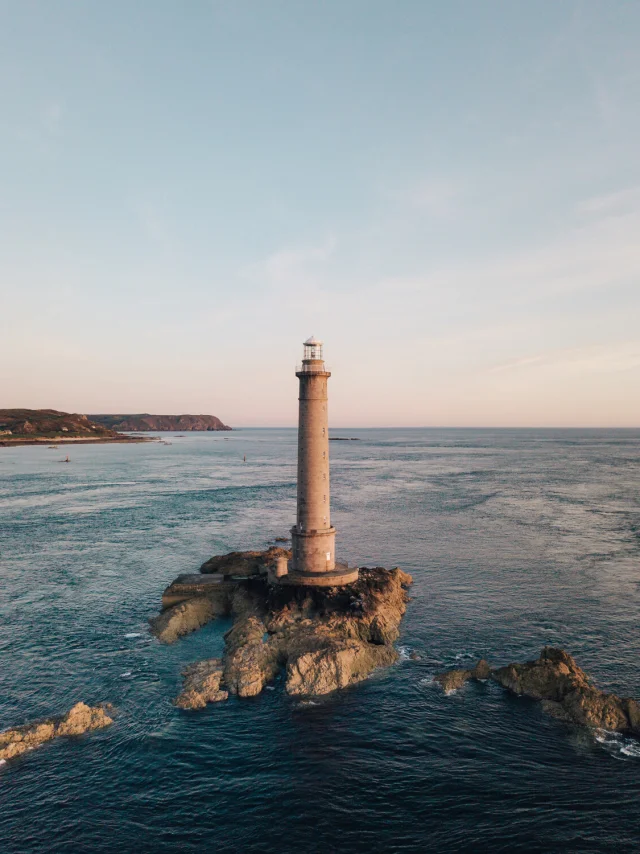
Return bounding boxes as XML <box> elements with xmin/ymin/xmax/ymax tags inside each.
<box><xmin>286</xmin><ymin>641</ymin><xmax>398</xmax><ymax>697</ymax></box>
<box><xmin>435</xmin><ymin>647</ymin><xmax>640</xmax><ymax>738</ymax></box>
<box><xmin>174</xmin><ymin>660</ymin><xmax>228</xmax><ymax>709</ymax></box>
<box><xmin>0</xmin><ymin>703</ymin><xmax>113</xmax><ymax>762</ymax></box>
<box><xmin>433</xmin><ymin>658</ymin><xmax>491</xmax><ymax>692</ymax></box>
<box><xmin>149</xmin><ymin>596</ymin><xmax>224</xmax><ymax>644</ymax></box>
<box><xmin>150</xmin><ymin>548</ymin><xmax>292</xmax><ymax>640</ymax></box>
<box><xmin>155</xmin><ymin>549</ymin><xmax>413</xmax><ymax>706</ymax></box>
<box><xmin>200</xmin><ymin>547</ymin><xmax>290</xmax><ymax>577</ymax></box>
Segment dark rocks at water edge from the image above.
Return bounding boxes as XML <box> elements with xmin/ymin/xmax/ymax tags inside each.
<box><xmin>435</xmin><ymin>647</ymin><xmax>640</xmax><ymax>739</ymax></box>
<box><xmin>149</xmin><ymin>548</ymin><xmax>412</xmax><ymax>706</ymax></box>
<box><xmin>0</xmin><ymin>703</ymin><xmax>114</xmax><ymax>762</ymax></box>
<box><xmin>89</xmin><ymin>413</ymin><xmax>232</xmax><ymax>431</ymax></box>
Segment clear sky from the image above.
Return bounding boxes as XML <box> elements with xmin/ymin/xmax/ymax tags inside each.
<box><xmin>2</xmin><ymin>1</ymin><xmax>639</xmax><ymax>427</ymax></box>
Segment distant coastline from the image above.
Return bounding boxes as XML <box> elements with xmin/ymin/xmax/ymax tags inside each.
<box><xmin>0</xmin><ymin>409</ymin><xmax>232</xmax><ymax>447</ymax></box>
<box><xmin>0</xmin><ymin>409</ymin><xmax>153</xmax><ymax>448</ymax></box>
<box><xmin>89</xmin><ymin>414</ymin><xmax>232</xmax><ymax>432</ymax></box>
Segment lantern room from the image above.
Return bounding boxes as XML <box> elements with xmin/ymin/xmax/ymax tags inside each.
<box><xmin>302</xmin><ymin>336</ymin><xmax>324</xmax><ymax>362</ymax></box>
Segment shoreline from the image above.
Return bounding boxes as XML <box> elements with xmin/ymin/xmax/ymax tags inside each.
<box><xmin>0</xmin><ymin>436</ymin><xmax>156</xmax><ymax>447</ymax></box>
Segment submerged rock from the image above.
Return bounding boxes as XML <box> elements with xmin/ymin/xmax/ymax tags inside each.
<box><xmin>0</xmin><ymin>702</ymin><xmax>113</xmax><ymax>762</ymax></box>
<box><xmin>472</xmin><ymin>659</ymin><xmax>492</xmax><ymax>680</ymax></box>
<box><xmin>433</xmin><ymin>659</ymin><xmax>491</xmax><ymax>693</ymax></box>
<box><xmin>434</xmin><ymin>668</ymin><xmax>472</xmax><ymax>693</ymax></box>
<box><xmin>435</xmin><ymin>647</ymin><xmax>640</xmax><ymax>739</ymax></box>
<box><xmin>152</xmin><ymin>553</ymin><xmax>413</xmax><ymax>706</ymax></box>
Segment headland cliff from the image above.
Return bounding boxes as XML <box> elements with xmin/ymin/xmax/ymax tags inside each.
<box><xmin>90</xmin><ymin>414</ymin><xmax>232</xmax><ymax>431</ymax></box>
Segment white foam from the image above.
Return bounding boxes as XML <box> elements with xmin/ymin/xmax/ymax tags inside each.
<box><xmin>621</xmin><ymin>743</ymin><xmax>640</xmax><ymax>758</ymax></box>
<box><xmin>0</xmin><ymin>759</ymin><xmax>6</xmax><ymax>766</ymax></box>
<box><xmin>265</xmin><ymin>686</ymin><xmax>275</xmax><ymax>690</ymax></box>
<box><xmin>120</xmin><ymin>671</ymin><xmax>132</xmax><ymax>678</ymax></box>
<box><xmin>397</xmin><ymin>645</ymin><xmax>411</xmax><ymax>661</ymax></box>
<box><xmin>124</xmin><ymin>633</ymin><xmax>141</xmax><ymax>639</ymax></box>
<box><xmin>595</xmin><ymin>729</ymin><xmax>640</xmax><ymax>759</ymax></box>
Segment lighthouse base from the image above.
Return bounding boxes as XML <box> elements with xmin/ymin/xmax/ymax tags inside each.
<box><xmin>277</xmin><ymin>563</ymin><xmax>359</xmax><ymax>587</ymax></box>
<box><xmin>291</xmin><ymin>526</ymin><xmax>337</xmax><ymax>575</ymax></box>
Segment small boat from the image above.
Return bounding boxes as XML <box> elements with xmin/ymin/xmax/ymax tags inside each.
<box><xmin>48</xmin><ymin>445</ymin><xmax>59</xmax><ymax>449</ymax></box>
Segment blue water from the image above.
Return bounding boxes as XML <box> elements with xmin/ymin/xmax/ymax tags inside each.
<box><xmin>1</xmin><ymin>429</ymin><xmax>639</xmax><ymax>853</ymax></box>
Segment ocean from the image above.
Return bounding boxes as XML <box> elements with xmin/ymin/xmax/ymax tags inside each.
<box><xmin>1</xmin><ymin>428</ymin><xmax>639</xmax><ymax>853</ymax></box>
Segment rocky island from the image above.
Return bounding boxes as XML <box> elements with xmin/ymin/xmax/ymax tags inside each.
<box><xmin>149</xmin><ymin>547</ymin><xmax>412</xmax><ymax>707</ymax></box>
<box><xmin>90</xmin><ymin>413</ymin><xmax>231</xmax><ymax>431</ymax></box>
<box><xmin>435</xmin><ymin>647</ymin><xmax>640</xmax><ymax>738</ymax></box>
<box><xmin>147</xmin><ymin>341</ymin><xmax>415</xmax><ymax>706</ymax></box>
<box><xmin>0</xmin><ymin>703</ymin><xmax>113</xmax><ymax>762</ymax></box>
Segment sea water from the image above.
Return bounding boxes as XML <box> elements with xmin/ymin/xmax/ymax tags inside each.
<box><xmin>0</xmin><ymin>429</ymin><xmax>639</xmax><ymax>853</ymax></box>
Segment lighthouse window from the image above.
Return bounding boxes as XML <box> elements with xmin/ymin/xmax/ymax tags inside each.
<box><xmin>323</xmin><ymin>495</ymin><xmax>326</xmax><ymax>502</ymax></box>
<box><xmin>322</xmin><ymin>451</ymin><xmax>325</xmax><ymax>458</ymax></box>
<box><xmin>326</xmin><ymin>552</ymin><xmax>331</xmax><ymax>561</ymax></box>
<box><xmin>322</xmin><ymin>427</ymin><xmax>325</xmax><ymax>436</ymax></box>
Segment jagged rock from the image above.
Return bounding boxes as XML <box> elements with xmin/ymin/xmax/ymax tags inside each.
<box><xmin>434</xmin><ymin>669</ymin><xmax>471</xmax><ymax>692</ymax></box>
<box><xmin>0</xmin><ymin>703</ymin><xmax>113</xmax><ymax>762</ymax></box>
<box><xmin>491</xmin><ymin>647</ymin><xmax>585</xmax><ymax>700</ymax></box>
<box><xmin>560</xmin><ymin>686</ymin><xmax>630</xmax><ymax>731</ymax></box>
<box><xmin>223</xmin><ymin>614</ymin><xmax>282</xmax><ymax>697</ymax></box>
<box><xmin>627</xmin><ymin>699</ymin><xmax>640</xmax><ymax>731</ymax></box>
<box><xmin>286</xmin><ymin>641</ymin><xmax>397</xmax><ymax>696</ymax></box>
<box><xmin>56</xmin><ymin>702</ymin><xmax>113</xmax><ymax>736</ymax></box>
<box><xmin>435</xmin><ymin>647</ymin><xmax>640</xmax><ymax>739</ymax></box>
<box><xmin>174</xmin><ymin>659</ymin><xmax>228</xmax><ymax>709</ymax></box>
<box><xmin>432</xmin><ymin>659</ymin><xmax>491</xmax><ymax>692</ymax></box>
<box><xmin>154</xmin><ymin>557</ymin><xmax>413</xmax><ymax>704</ymax></box>
<box><xmin>149</xmin><ymin>597</ymin><xmax>219</xmax><ymax>644</ymax></box>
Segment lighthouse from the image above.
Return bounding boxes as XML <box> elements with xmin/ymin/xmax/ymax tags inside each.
<box><xmin>280</xmin><ymin>337</ymin><xmax>358</xmax><ymax>587</ymax></box>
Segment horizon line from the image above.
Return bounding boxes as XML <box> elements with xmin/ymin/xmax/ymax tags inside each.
<box><xmin>232</xmin><ymin>424</ymin><xmax>640</xmax><ymax>430</ymax></box>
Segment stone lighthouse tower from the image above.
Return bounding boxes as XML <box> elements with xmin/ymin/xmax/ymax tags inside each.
<box><xmin>283</xmin><ymin>337</ymin><xmax>358</xmax><ymax>587</ymax></box>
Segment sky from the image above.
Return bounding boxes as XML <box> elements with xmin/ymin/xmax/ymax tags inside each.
<box><xmin>1</xmin><ymin>0</ymin><xmax>639</xmax><ymax>427</ymax></box>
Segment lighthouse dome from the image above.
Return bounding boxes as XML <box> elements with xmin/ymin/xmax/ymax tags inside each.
<box><xmin>304</xmin><ymin>335</ymin><xmax>323</xmax><ymax>346</ymax></box>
